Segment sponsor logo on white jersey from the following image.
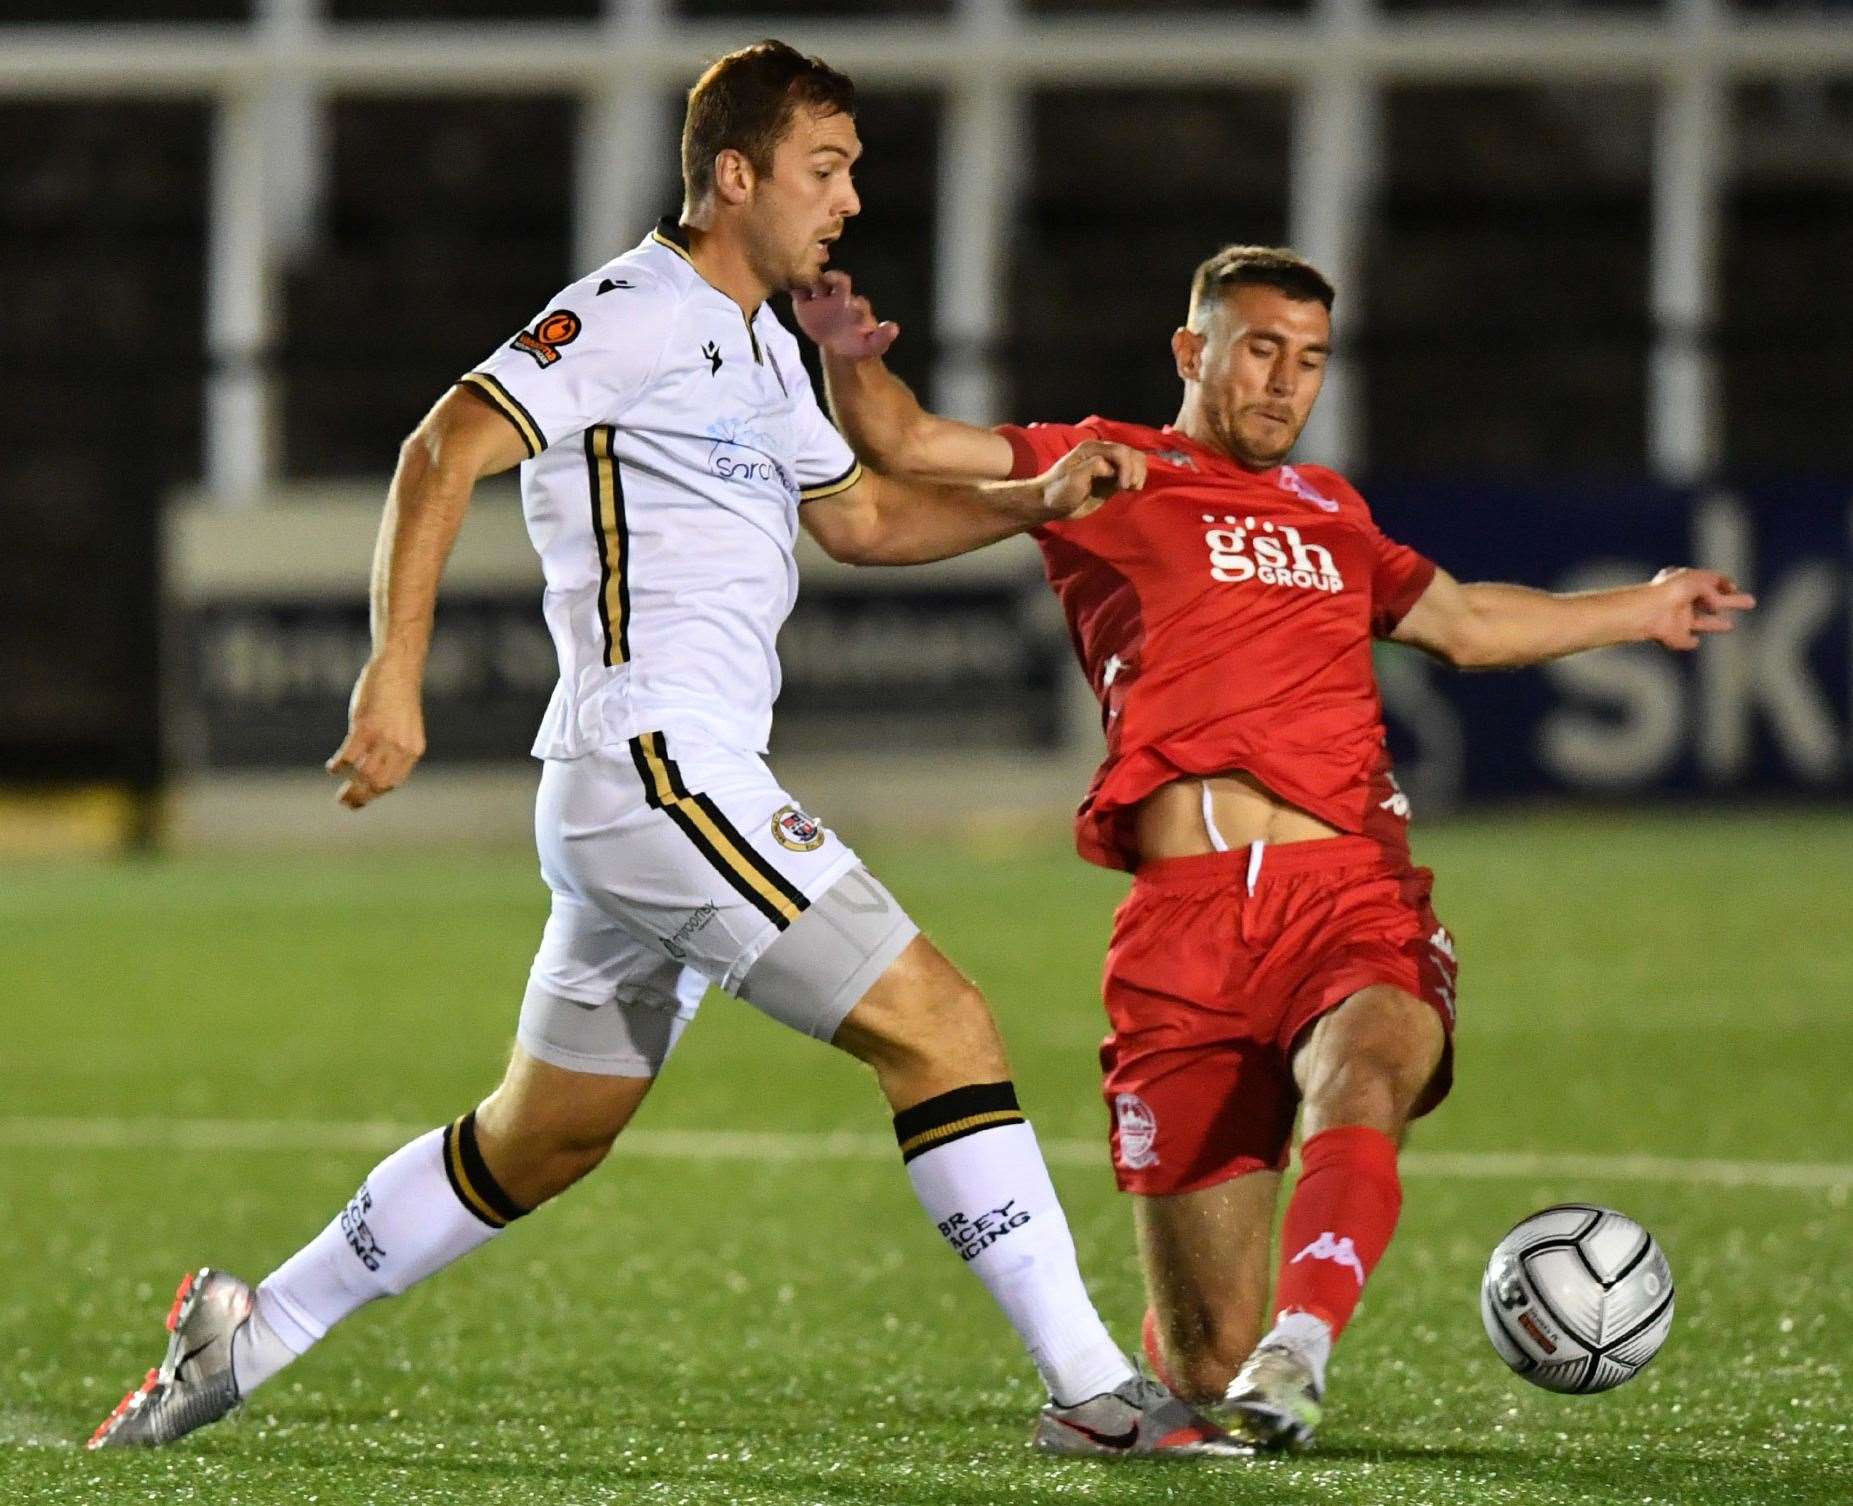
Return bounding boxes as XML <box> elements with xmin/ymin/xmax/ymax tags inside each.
<box><xmin>706</xmin><ymin>416</ymin><xmax>798</xmax><ymax>500</ymax></box>
<box><xmin>1114</xmin><ymin>1092</ymin><xmax>1160</xmax><ymax>1169</ymax></box>
<box><xmin>1202</xmin><ymin>514</ymin><xmax>1345</xmax><ymax>594</ymax></box>
<box><xmin>1289</xmin><ymin>1230</ymin><xmax>1367</xmax><ymax>1287</ymax></box>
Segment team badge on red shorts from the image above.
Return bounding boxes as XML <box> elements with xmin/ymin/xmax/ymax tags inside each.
<box><xmin>770</xmin><ymin>804</ymin><xmax>825</xmax><ymax>852</ymax></box>
<box><xmin>1114</xmin><ymin>1093</ymin><xmax>1159</xmax><ymax>1170</ymax></box>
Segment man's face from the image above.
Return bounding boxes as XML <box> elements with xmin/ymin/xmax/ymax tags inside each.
<box><xmin>743</xmin><ymin>105</ymin><xmax>862</xmax><ymax>292</ymax></box>
<box><xmin>1175</xmin><ymin>285</ymin><xmax>1331</xmax><ymax>468</ymax></box>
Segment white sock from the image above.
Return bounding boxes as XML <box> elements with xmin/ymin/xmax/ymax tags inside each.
<box><xmin>1260</xmin><ymin>1309</ymin><xmax>1334</xmax><ymax>1394</ymax></box>
<box><xmin>232</xmin><ymin>1114</ymin><xmax>523</xmax><ymax>1396</ymax></box>
<box><xmin>229</xmin><ymin>1297</ymin><xmax>300</xmax><ymax>1395</ymax></box>
<box><xmin>896</xmin><ymin>1084</ymin><xmax>1134</xmax><ymax>1407</ymax></box>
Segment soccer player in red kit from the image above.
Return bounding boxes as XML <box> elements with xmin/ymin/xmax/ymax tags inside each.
<box><xmin>793</xmin><ymin>244</ymin><xmax>1754</xmax><ymax>1447</ymax></box>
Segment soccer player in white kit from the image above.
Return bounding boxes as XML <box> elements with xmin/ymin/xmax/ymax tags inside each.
<box><xmin>88</xmin><ymin>41</ymin><xmax>1242</xmax><ymax>1460</ymax></box>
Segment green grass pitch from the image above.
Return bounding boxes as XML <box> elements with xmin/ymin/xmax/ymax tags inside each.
<box><xmin>2</xmin><ymin>809</ymin><xmax>1849</xmax><ymax>1504</ymax></box>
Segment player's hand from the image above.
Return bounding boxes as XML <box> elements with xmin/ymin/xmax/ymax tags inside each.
<box><xmin>325</xmin><ymin>658</ymin><xmax>427</xmax><ymax>809</ymax></box>
<box><xmin>791</xmin><ymin>271</ymin><xmax>899</xmax><ymax>360</ymax></box>
<box><xmin>1643</xmin><ymin>567</ymin><xmax>1756</xmax><ymax>651</ymax></box>
<box><xmin>1035</xmin><ymin>440</ymin><xmax>1147</xmax><ymax>522</ymax></box>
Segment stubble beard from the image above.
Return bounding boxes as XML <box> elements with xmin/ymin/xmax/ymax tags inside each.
<box><xmin>1222</xmin><ymin>411</ymin><xmax>1299</xmax><ymax>471</ymax></box>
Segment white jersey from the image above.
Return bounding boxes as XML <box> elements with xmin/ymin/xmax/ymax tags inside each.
<box><xmin>459</xmin><ymin>220</ymin><xmax>863</xmax><ymax>759</ymax></box>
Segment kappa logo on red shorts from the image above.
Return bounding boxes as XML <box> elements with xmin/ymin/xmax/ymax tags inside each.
<box><xmin>510</xmin><ymin>308</ymin><xmax>581</xmax><ymax>369</ymax></box>
<box><xmin>1114</xmin><ymin>1093</ymin><xmax>1160</xmax><ymax>1170</ymax></box>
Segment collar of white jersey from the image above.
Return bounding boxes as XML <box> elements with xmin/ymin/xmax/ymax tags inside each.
<box><xmin>645</xmin><ymin>217</ymin><xmax>768</xmax><ymax>327</ymax></box>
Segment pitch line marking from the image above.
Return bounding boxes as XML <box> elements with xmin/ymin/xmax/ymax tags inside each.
<box><xmin>0</xmin><ymin>1118</ymin><xmax>1846</xmax><ymax>1192</ymax></box>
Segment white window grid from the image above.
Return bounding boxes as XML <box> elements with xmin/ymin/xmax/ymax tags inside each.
<box><xmin>5</xmin><ymin>0</ymin><xmax>1851</xmax><ymax>499</ymax></box>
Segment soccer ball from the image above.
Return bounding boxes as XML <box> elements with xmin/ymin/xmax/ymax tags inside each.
<box><xmin>1480</xmin><ymin>1203</ymin><xmax>1675</xmax><ymax>1394</ymax></box>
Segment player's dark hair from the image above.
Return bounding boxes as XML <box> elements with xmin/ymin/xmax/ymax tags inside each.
<box><xmin>1188</xmin><ymin>244</ymin><xmax>1336</xmax><ymax>326</ymax></box>
<box><xmin>681</xmin><ymin>40</ymin><xmax>857</xmax><ymax>206</ymax></box>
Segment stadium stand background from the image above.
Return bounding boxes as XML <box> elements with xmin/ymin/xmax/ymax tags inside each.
<box><xmin>2</xmin><ymin>0</ymin><xmax>1850</xmax><ymax>849</ymax></box>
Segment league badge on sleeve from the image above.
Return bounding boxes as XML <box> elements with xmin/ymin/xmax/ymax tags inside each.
<box><xmin>511</xmin><ymin>309</ymin><xmax>582</xmax><ymax>369</ymax></box>
<box><xmin>771</xmin><ymin>804</ymin><xmax>826</xmax><ymax>852</ymax></box>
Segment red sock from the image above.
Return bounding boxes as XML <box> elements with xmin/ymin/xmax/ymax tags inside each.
<box><xmin>1272</xmin><ymin>1125</ymin><xmax>1402</xmax><ymax>1339</ymax></box>
<box><xmin>1140</xmin><ymin>1307</ymin><xmax>1178</xmax><ymax>1392</ymax></box>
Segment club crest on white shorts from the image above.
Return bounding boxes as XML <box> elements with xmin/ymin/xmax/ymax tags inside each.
<box><xmin>1114</xmin><ymin>1092</ymin><xmax>1160</xmax><ymax>1170</ymax></box>
<box><xmin>771</xmin><ymin>803</ymin><xmax>825</xmax><ymax>852</ymax></box>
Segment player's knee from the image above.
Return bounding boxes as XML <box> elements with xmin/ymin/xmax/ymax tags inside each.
<box><xmin>844</xmin><ymin>979</ymin><xmax>1001</xmax><ymax>1080</ymax></box>
<box><xmin>832</xmin><ymin>941</ymin><xmax>1008</xmax><ymax>1085</ymax></box>
<box><xmin>1298</xmin><ymin>988</ymin><xmax>1442</xmax><ymax>1130</ymax></box>
<box><xmin>474</xmin><ymin>1061</ymin><xmax>645</xmax><ymax>1204</ymax></box>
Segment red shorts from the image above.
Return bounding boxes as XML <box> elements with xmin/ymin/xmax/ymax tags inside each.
<box><xmin>1099</xmin><ymin>835</ymin><xmax>1457</xmax><ymax>1197</ymax></box>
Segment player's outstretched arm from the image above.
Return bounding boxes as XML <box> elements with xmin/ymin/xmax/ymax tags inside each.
<box><xmin>1391</xmin><ymin>565</ymin><xmax>1756</xmax><ymax>670</ymax></box>
<box><xmin>325</xmin><ymin>389</ymin><xmax>528</xmax><ymax>809</ymax></box>
<box><xmin>802</xmin><ymin>440</ymin><xmax>1145</xmax><ymax>566</ymax></box>
<box><xmin>793</xmin><ymin>271</ymin><xmax>1015</xmax><ymax>480</ymax></box>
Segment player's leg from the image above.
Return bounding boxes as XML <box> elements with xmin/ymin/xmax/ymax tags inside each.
<box><xmin>89</xmin><ymin>816</ymin><xmax>700</xmax><ymax>1449</ymax></box>
<box><xmin>88</xmin><ymin>1039</ymin><xmax>673</xmax><ymax>1450</ymax></box>
<box><xmin>1133</xmin><ymin>1171</ymin><xmax>1281</xmax><ymax>1404</ymax></box>
<box><xmin>1224</xmin><ymin>981</ymin><xmax>1446</xmax><ymax>1445</ymax></box>
<box><xmin>242</xmin><ymin>1045</ymin><xmax>663</xmax><ymax>1383</ymax></box>
<box><xmin>1276</xmin><ymin>981</ymin><xmax>1444</xmax><ymax>1343</ymax></box>
<box><xmin>740</xmin><ymin>898</ymin><xmax>1235</xmax><ymax>1454</ymax></box>
<box><xmin>237</xmin><ymin>905</ymin><xmax>702</xmax><ymax>1389</ymax></box>
<box><xmin>547</xmin><ymin>734</ymin><xmax>1237</xmax><ymax>1454</ymax></box>
<box><xmin>1091</xmin><ymin>861</ymin><xmax>1296</xmax><ymax>1409</ymax></box>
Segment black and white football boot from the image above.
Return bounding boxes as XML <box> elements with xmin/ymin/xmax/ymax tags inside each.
<box><xmin>88</xmin><ymin>1268</ymin><xmax>253</xmax><ymax>1449</ymax></box>
<box><xmin>1032</xmin><ymin>1373</ymin><xmax>1253</xmax><ymax>1458</ymax></box>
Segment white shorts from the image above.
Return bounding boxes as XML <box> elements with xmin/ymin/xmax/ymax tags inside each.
<box><xmin>521</xmin><ymin>729</ymin><xmax>911</xmax><ymax>1075</ymax></box>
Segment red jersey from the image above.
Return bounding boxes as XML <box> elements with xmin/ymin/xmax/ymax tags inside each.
<box><xmin>998</xmin><ymin>417</ymin><xmax>1437</xmax><ymax>872</ymax></box>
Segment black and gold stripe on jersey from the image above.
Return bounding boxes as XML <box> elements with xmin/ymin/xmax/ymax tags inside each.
<box><xmin>799</xmin><ymin>460</ymin><xmax>864</xmax><ymax>503</ymax></box>
<box><xmin>441</xmin><ymin>1110</ymin><xmax>527</xmax><ymax>1229</ymax></box>
<box><xmin>585</xmin><ymin>424</ymin><xmax>631</xmax><ymax>667</ymax></box>
<box><xmin>456</xmin><ymin>371</ymin><xmax>547</xmax><ymax>459</ymax></box>
<box><xmin>892</xmin><ymin>1082</ymin><xmax>1027</xmax><ymax>1164</ymax></box>
<box><xmin>651</xmin><ymin>220</ymin><xmax>695</xmax><ymax>266</ymax></box>
<box><xmin>628</xmin><ymin>731</ymin><xmax>811</xmax><ymax>930</ymax></box>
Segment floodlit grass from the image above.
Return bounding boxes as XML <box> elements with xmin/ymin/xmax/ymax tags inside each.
<box><xmin>2</xmin><ymin>810</ymin><xmax>1849</xmax><ymax>1504</ymax></box>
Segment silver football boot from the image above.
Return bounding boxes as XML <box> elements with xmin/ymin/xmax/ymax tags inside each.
<box><xmin>1033</xmin><ymin>1373</ymin><xmax>1253</xmax><ymax>1458</ymax></box>
<box><xmin>88</xmin><ymin>1268</ymin><xmax>252</xmax><ymax>1449</ymax></box>
<box><xmin>1221</xmin><ymin>1342</ymin><xmax>1323</xmax><ymax>1449</ymax></box>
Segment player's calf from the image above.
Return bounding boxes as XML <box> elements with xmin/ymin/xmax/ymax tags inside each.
<box><xmin>1133</xmin><ymin>1170</ymin><xmax>1281</xmax><ymax>1404</ymax></box>
<box><xmin>753</xmin><ymin>917</ymin><xmax>1155</xmax><ymax>1421</ymax></box>
<box><xmin>1227</xmin><ymin>986</ymin><xmax>1445</xmax><ymax>1446</ymax></box>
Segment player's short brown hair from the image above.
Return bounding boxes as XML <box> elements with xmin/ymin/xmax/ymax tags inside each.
<box><xmin>681</xmin><ymin>40</ymin><xmax>857</xmax><ymax>206</ymax></box>
<box><xmin>1188</xmin><ymin>244</ymin><xmax>1336</xmax><ymax>328</ymax></box>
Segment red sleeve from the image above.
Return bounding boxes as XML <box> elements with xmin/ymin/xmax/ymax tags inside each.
<box><xmin>1370</xmin><ymin>526</ymin><xmax>1438</xmax><ymax>636</ymax></box>
<box><xmin>993</xmin><ymin>422</ymin><xmax>1093</xmax><ymax>481</ymax></box>
<box><xmin>1315</xmin><ymin>470</ymin><xmax>1437</xmax><ymax>636</ymax></box>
